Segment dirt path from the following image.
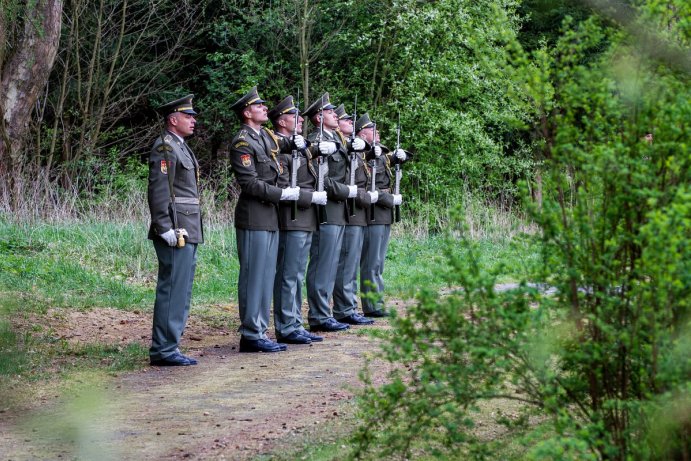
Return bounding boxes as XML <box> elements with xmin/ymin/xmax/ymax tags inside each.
<box><xmin>0</xmin><ymin>305</ymin><xmax>400</xmax><ymax>460</ymax></box>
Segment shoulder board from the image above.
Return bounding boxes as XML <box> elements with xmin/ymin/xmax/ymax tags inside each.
<box><xmin>164</xmin><ymin>135</ymin><xmax>172</xmax><ymax>143</ymax></box>
<box><xmin>238</xmin><ymin>129</ymin><xmax>247</xmax><ymax>140</ymax></box>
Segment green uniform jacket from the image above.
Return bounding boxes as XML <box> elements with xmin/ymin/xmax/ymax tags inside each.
<box><xmin>147</xmin><ymin>130</ymin><xmax>203</xmax><ymax>243</ymax></box>
<box><xmin>307</xmin><ymin>129</ymin><xmax>351</xmax><ymax>225</ymax></box>
<box><xmin>230</xmin><ymin>125</ymin><xmax>286</xmax><ymax>231</ymax></box>
<box><xmin>276</xmin><ymin>132</ymin><xmax>318</xmax><ymax>231</ymax></box>
<box><xmin>366</xmin><ymin>146</ymin><xmax>395</xmax><ymax>225</ymax></box>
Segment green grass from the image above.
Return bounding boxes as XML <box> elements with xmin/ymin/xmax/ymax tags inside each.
<box><xmin>0</xmin><ymin>218</ymin><xmax>538</xmax><ymax>315</ymax></box>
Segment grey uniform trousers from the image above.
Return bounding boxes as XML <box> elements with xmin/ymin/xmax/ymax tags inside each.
<box><xmin>150</xmin><ymin>239</ymin><xmax>198</xmax><ymax>361</ymax></box>
<box><xmin>237</xmin><ymin>228</ymin><xmax>278</xmax><ymax>340</ymax></box>
<box><xmin>306</xmin><ymin>224</ymin><xmax>345</xmax><ymax>325</ymax></box>
<box><xmin>360</xmin><ymin>224</ymin><xmax>391</xmax><ymax>313</ymax></box>
<box><xmin>333</xmin><ymin>225</ymin><xmax>366</xmax><ymax>319</ymax></box>
<box><xmin>273</xmin><ymin>230</ymin><xmax>312</xmax><ymax>337</ymax></box>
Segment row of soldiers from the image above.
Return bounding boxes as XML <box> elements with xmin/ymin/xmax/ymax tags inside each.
<box><xmin>147</xmin><ymin>88</ymin><xmax>410</xmax><ymax>365</ymax></box>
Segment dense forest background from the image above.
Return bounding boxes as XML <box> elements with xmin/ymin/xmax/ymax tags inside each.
<box><xmin>1</xmin><ymin>0</ymin><xmax>601</xmax><ymax>226</ymax></box>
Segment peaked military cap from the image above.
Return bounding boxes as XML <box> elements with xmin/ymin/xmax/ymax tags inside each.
<box><xmin>334</xmin><ymin>104</ymin><xmax>353</xmax><ymax>120</ymax></box>
<box><xmin>355</xmin><ymin>113</ymin><xmax>374</xmax><ymax>133</ymax></box>
<box><xmin>229</xmin><ymin>86</ymin><xmax>266</xmax><ymax>114</ymax></box>
<box><xmin>158</xmin><ymin>94</ymin><xmax>197</xmax><ymax>116</ymax></box>
<box><xmin>268</xmin><ymin>95</ymin><xmax>299</xmax><ymax>121</ymax></box>
<box><xmin>303</xmin><ymin>92</ymin><xmax>335</xmax><ymax>118</ymax></box>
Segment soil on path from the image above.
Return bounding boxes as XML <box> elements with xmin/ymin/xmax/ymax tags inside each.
<box><xmin>0</xmin><ymin>303</ymin><xmax>403</xmax><ymax>460</ymax></box>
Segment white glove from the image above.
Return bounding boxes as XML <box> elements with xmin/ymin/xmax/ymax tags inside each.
<box><xmin>347</xmin><ymin>185</ymin><xmax>357</xmax><ymax>198</ymax></box>
<box><xmin>160</xmin><ymin>229</ymin><xmax>177</xmax><ymax>247</ymax></box>
<box><xmin>352</xmin><ymin>138</ymin><xmax>366</xmax><ymax>151</ymax></box>
<box><xmin>293</xmin><ymin>135</ymin><xmax>306</xmax><ymax>150</ymax></box>
<box><xmin>393</xmin><ymin>194</ymin><xmax>403</xmax><ymax>205</ymax></box>
<box><xmin>394</xmin><ymin>148</ymin><xmax>406</xmax><ymax>161</ymax></box>
<box><xmin>374</xmin><ymin>145</ymin><xmax>382</xmax><ymax>157</ymax></box>
<box><xmin>367</xmin><ymin>191</ymin><xmax>379</xmax><ymax>203</ymax></box>
<box><xmin>319</xmin><ymin>141</ymin><xmax>337</xmax><ymax>155</ymax></box>
<box><xmin>280</xmin><ymin>186</ymin><xmax>300</xmax><ymax>201</ymax></box>
<box><xmin>311</xmin><ymin>191</ymin><xmax>327</xmax><ymax>205</ymax></box>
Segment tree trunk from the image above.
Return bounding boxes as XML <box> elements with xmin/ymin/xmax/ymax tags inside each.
<box><xmin>0</xmin><ymin>0</ymin><xmax>63</xmax><ymax>180</ymax></box>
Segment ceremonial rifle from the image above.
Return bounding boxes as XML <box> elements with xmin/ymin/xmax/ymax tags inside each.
<box><xmin>316</xmin><ymin>106</ymin><xmax>328</xmax><ymax>224</ymax></box>
<box><xmin>369</xmin><ymin>120</ymin><xmax>377</xmax><ymax>222</ymax></box>
<box><xmin>394</xmin><ymin>111</ymin><xmax>402</xmax><ymax>223</ymax></box>
<box><xmin>347</xmin><ymin>95</ymin><xmax>357</xmax><ymax>217</ymax></box>
<box><xmin>290</xmin><ymin>89</ymin><xmax>300</xmax><ymax>221</ymax></box>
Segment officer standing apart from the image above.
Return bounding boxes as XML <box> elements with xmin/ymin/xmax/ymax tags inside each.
<box><xmin>304</xmin><ymin>93</ymin><xmax>356</xmax><ymax>332</ymax></box>
<box><xmin>148</xmin><ymin>94</ymin><xmax>203</xmax><ymax>366</ymax></box>
<box><xmin>269</xmin><ymin>96</ymin><xmax>327</xmax><ymax>344</ymax></box>
<box><xmin>332</xmin><ymin>104</ymin><xmax>376</xmax><ymax>326</ymax></box>
<box><xmin>356</xmin><ymin>113</ymin><xmax>408</xmax><ymax>317</ymax></box>
<box><xmin>229</xmin><ymin>86</ymin><xmax>303</xmax><ymax>353</ymax></box>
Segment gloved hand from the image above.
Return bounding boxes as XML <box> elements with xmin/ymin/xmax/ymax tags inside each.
<box><xmin>311</xmin><ymin>191</ymin><xmax>327</xmax><ymax>205</ymax></box>
<box><xmin>280</xmin><ymin>186</ymin><xmax>300</xmax><ymax>201</ymax></box>
<box><xmin>393</xmin><ymin>194</ymin><xmax>403</xmax><ymax>205</ymax></box>
<box><xmin>160</xmin><ymin>229</ymin><xmax>177</xmax><ymax>247</ymax></box>
<box><xmin>347</xmin><ymin>185</ymin><xmax>357</xmax><ymax>198</ymax></box>
<box><xmin>394</xmin><ymin>148</ymin><xmax>406</xmax><ymax>161</ymax></box>
<box><xmin>367</xmin><ymin>191</ymin><xmax>379</xmax><ymax>203</ymax></box>
<box><xmin>373</xmin><ymin>145</ymin><xmax>382</xmax><ymax>157</ymax></box>
<box><xmin>293</xmin><ymin>135</ymin><xmax>306</xmax><ymax>150</ymax></box>
<box><xmin>319</xmin><ymin>141</ymin><xmax>337</xmax><ymax>155</ymax></box>
<box><xmin>352</xmin><ymin>138</ymin><xmax>366</xmax><ymax>151</ymax></box>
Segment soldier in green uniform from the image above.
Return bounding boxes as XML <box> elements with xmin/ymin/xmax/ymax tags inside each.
<box><xmin>229</xmin><ymin>86</ymin><xmax>302</xmax><ymax>353</ymax></box>
<box><xmin>332</xmin><ymin>104</ymin><xmax>376</xmax><ymax>325</ymax></box>
<box><xmin>304</xmin><ymin>93</ymin><xmax>363</xmax><ymax>332</ymax></box>
<box><xmin>148</xmin><ymin>94</ymin><xmax>203</xmax><ymax>366</ymax></box>
<box><xmin>269</xmin><ymin>95</ymin><xmax>326</xmax><ymax>344</ymax></box>
<box><xmin>356</xmin><ymin>113</ymin><xmax>408</xmax><ymax>317</ymax></box>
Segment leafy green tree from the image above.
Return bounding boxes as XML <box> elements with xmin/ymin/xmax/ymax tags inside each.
<box><xmin>351</xmin><ymin>3</ymin><xmax>690</xmax><ymax>460</ymax></box>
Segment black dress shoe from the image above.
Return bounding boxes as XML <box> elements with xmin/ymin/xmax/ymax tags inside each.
<box><xmin>300</xmin><ymin>330</ymin><xmax>324</xmax><ymax>342</ymax></box>
<box><xmin>150</xmin><ymin>352</ymin><xmax>192</xmax><ymax>366</ymax></box>
<box><xmin>277</xmin><ymin>331</ymin><xmax>312</xmax><ymax>344</ymax></box>
<box><xmin>363</xmin><ymin>309</ymin><xmax>390</xmax><ymax>318</ymax></box>
<box><xmin>337</xmin><ymin>313</ymin><xmax>375</xmax><ymax>325</ymax></box>
<box><xmin>182</xmin><ymin>355</ymin><xmax>198</xmax><ymax>365</ymax></box>
<box><xmin>310</xmin><ymin>318</ymin><xmax>350</xmax><ymax>332</ymax></box>
<box><xmin>239</xmin><ymin>337</ymin><xmax>286</xmax><ymax>353</ymax></box>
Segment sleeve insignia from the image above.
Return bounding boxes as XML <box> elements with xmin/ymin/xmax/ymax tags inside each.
<box><xmin>164</xmin><ymin>135</ymin><xmax>172</xmax><ymax>143</ymax></box>
<box><xmin>235</xmin><ymin>141</ymin><xmax>250</xmax><ymax>149</ymax></box>
<box><xmin>240</xmin><ymin>154</ymin><xmax>252</xmax><ymax>167</ymax></box>
<box><xmin>160</xmin><ymin>160</ymin><xmax>170</xmax><ymax>174</ymax></box>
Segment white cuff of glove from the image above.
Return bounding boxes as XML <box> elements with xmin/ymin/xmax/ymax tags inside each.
<box><xmin>280</xmin><ymin>186</ymin><xmax>300</xmax><ymax>201</ymax></box>
<box><xmin>160</xmin><ymin>229</ymin><xmax>177</xmax><ymax>247</ymax></box>
<box><xmin>319</xmin><ymin>141</ymin><xmax>337</xmax><ymax>155</ymax></box>
<box><xmin>374</xmin><ymin>145</ymin><xmax>382</xmax><ymax>157</ymax></box>
<box><xmin>293</xmin><ymin>135</ymin><xmax>306</xmax><ymax>150</ymax></box>
<box><xmin>311</xmin><ymin>191</ymin><xmax>327</xmax><ymax>205</ymax></box>
<box><xmin>394</xmin><ymin>148</ymin><xmax>406</xmax><ymax>161</ymax></box>
<box><xmin>393</xmin><ymin>194</ymin><xmax>403</xmax><ymax>205</ymax></box>
<box><xmin>352</xmin><ymin>138</ymin><xmax>366</xmax><ymax>151</ymax></box>
<box><xmin>367</xmin><ymin>191</ymin><xmax>379</xmax><ymax>203</ymax></box>
<box><xmin>347</xmin><ymin>185</ymin><xmax>358</xmax><ymax>198</ymax></box>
